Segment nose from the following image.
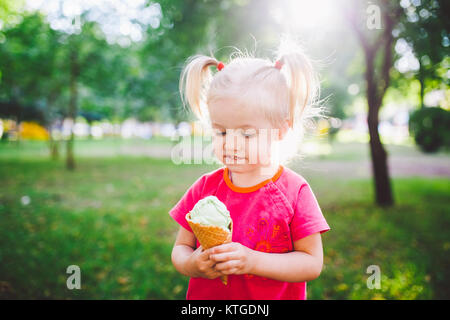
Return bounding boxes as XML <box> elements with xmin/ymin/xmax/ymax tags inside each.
<box><xmin>223</xmin><ymin>130</ymin><xmax>245</xmax><ymax>155</ymax></box>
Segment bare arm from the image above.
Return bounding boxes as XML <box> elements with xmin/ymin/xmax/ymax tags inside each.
<box><xmin>251</xmin><ymin>232</ymin><xmax>324</xmax><ymax>282</ymax></box>
<box><xmin>171</xmin><ymin>226</ymin><xmax>222</xmax><ymax>279</ymax></box>
<box><xmin>171</xmin><ymin>226</ymin><xmax>196</xmax><ymax>277</ymax></box>
<box><xmin>208</xmin><ymin>232</ymin><xmax>324</xmax><ymax>283</ymax></box>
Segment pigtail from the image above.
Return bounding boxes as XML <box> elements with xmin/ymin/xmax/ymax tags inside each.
<box><xmin>179</xmin><ymin>55</ymin><xmax>219</xmax><ymax>121</ymax></box>
<box><xmin>275</xmin><ymin>43</ymin><xmax>321</xmax><ymax>130</ymax></box>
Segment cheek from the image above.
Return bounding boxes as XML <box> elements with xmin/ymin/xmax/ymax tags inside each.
<box><xmin>212</xmin><ymin>137</ymin><xmax>224</xmax><ymax>156</ymax></box>
<box><xmin>259</xmin><ymin>134</ymin><xmax>276</xmax><ymax>165</ymax></box>
<box><xmin>257</xmin><ymin>141</ymin><xmax>272</xmax><ymax>159</ymax></box>
<box><xmin>245</xmin><ymin>136</ymin><xmax>271</xmax><ymax>164</ymax></box>
<box><xmin>246</xmin><ymin>138</ymin><xmax>258</xmax><ymax>155</ymax></box>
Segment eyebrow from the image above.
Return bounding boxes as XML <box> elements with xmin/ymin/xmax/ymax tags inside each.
<box><xmin>212</xmin><ymin>123</ymin><xmax>255</xmax><ymax>129</ymax></box>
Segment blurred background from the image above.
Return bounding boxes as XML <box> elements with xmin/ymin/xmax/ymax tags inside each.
<box><xmin>0</xmin><ymin>0</ymin><xmax>448</xmax><ymax>299</ymax></box>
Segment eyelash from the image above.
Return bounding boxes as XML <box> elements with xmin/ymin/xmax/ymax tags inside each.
<box><xmin>214</xmin><ymin>131</ymin><xmax>256</xmax><ymax>138</ymax></box>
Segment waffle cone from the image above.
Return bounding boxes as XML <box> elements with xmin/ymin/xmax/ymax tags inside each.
<box><xmin>186</xmin><ymin>212</ymin><xmax>233</xmax><ymax>285</ymax></box>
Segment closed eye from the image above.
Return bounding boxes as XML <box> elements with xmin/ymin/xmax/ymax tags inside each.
<box><xmin>214</xmin><ymin>130</ymin><xmax>226</xmax><ymax>136</ymax></box>
<box><xmin>212</xmin><ymin>128</ymin><xmax>256</xmax><ymax>138</ymax></box>
<box><xmin>242</xmin><ymin>129</ymin><xmax>257</xmax><ymax>138</ymax></box>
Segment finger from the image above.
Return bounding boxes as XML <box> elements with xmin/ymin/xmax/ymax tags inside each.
<box><xmin>214</xmin><ymin>262</ymin><xmax>238</xmax><ymax>275</ymax></box>
<box><xmin>206</xmin><ymin>264</ymin><xmax>222</xmax><ymax>277</ymax></box>
<box><xmin>206</xmin><ymin>259</ymin><xmax>217</xmax><ymax>269</ymax></box>
<box><xmin>213</xmin><ymin>269</ymin><xmax>227</xmax><ymax>279</ymax></box>
<box><xmin>199</xmin><ymin>248</ymin><xmax>212</xmax><ymax>261</ymax></box>
<box><xmin>210</xmin><ymin>251</ymin><xmax>238</xmax><ymax>262</ymax></box>
<box><xmin>212</xmin><ymin>268</ymin><xmax>224</xmax><ymax>277</ymax></box>
<box><xmin>214</xmin><ymin>260</ymin><xmax>239</xmax><ymax>272</ymax></box>
<box><xmin>221</xmin><ymin>267</ymin><xmax>238</xmax><ymax>275</ymax></box>
<box><xmin>199</xmin><ymin>258</ymin><xmax>216</xmax><ymax>270</ymax></box>
<box><xmin>208</xmin><ymin>242</ymin><xmax>236</xmax><ymax>255</ymax></box>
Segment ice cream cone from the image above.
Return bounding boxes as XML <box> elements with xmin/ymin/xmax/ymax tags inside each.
<box><xmin>186</xmin><ymin>212</ymin><xmax>233</xmax><ymax>285</ymax></box>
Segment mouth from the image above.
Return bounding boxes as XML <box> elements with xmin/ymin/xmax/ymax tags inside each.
<box><xmin>224</xmin><ymin>155</ymin><xmax>246</xmax><ymax>163</ymax></box>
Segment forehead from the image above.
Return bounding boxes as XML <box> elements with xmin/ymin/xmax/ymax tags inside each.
<box><xmin>208</xmin><ymin>98</ymin><xmax>272</xmax><ymax>129</ymax></box>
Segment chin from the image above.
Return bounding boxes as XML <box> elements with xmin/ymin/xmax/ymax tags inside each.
<box><xmin>221</xmin><ymin>159</ymin><xmax>242</xmax><ymax>166</ymax></box>
<box><xmin>224</xmin><ymin>162</ymin><xmax>259</xmax><ymax>172</ymax></box>
<box><xmin>223</xmin><ymin>161</ymin><xmax>245</xmax><ymax>168</ymax></box>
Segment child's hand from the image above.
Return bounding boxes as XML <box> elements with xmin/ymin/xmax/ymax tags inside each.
<box><xmin>207</xmin><ymin>242</ymin><xmax>255</xmax><ymax>276</ymax></box>
<box><xmin>189</xmin><ymin>245</ymin><xmax>223</xmax><ymax>280</ymax></box>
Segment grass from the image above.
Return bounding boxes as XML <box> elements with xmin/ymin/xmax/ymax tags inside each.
<box><xmin>0</xmin><ymin>137</ymin><xmax>177</xmax><ymax>159</ymax></box>
<box><xmin>0</xmin><ymin>140</ymin><xmax>449</xmax><ymax>299</ymax></box>
<box><xmin>314</xmin><ymin>177</ymin><xmax>449</xmax><ymax>299</ymax></box>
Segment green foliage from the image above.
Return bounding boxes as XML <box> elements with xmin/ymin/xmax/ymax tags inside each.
<box><xmin>409</xmin><ymin>107</ymin><xmax>450</xmax><ymax>152</ymax></box>
<box><xmin>0</xmin><ymin>13</ymin><xmax>58</xmax><ymax>103</ymax></box>
<box><xmin>0</xmin><ymin>0</ymin><xmax>447</xmax><ymax>142</ymax></box>
<box><xmin>392</xmin><ymin>0</ymin><xmax>449</xmax><ymax>107</ymax></box>
<box><xmin>0</xmin><ymin>0</ymin><xmax>25</xmax><ymax>22</ymax></box>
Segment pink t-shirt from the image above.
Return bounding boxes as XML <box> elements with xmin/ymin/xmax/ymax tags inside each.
<box><xmin>169</xmin><ymin>164</ymin><xmax>330</xmax><ymax>300</ymax></box>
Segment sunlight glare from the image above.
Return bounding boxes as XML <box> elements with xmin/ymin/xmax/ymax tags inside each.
<box><xmin>24</xmin><ymin>0</ymin><xmax>162</xmax><ymax>44</ymax></box>
<box><xmin>271</xmin><ymin>0</ymin><xmax>338</xmax><ymax>30</ymax></box>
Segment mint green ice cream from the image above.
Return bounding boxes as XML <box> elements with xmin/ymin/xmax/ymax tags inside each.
<box><xmin>190</xmin><ymin>196</ymin><xmax>231</xmax><ymax>232</ymax></box>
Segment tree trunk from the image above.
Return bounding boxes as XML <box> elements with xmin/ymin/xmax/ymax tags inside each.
<box><xmin>66</xmin><ymin>133</ymin><xmax>74</xmax><ymax>169</ymax></box>
<box><xmin>15</xmin><ymin>115</ymin><xmax>21</xmax><ymax>145</ymax></box>
<box><xmin>347</xmin><ymin>1</ymin><xmax>399</xmax><ymax>207</ymax></box>
<box><xmin>51</xmin><ymin>140</ymin><xmax>60</xmax><ymax>160</ymax></box>
<box><xmin>367</xmin><ymin>89</ymin><xmax>393</xmax><ymax>206</ymax></box>
<box><xmin>46</xmin><ymin>85</ymin><xmax>63</xmax><ymax>160</ymax></box>
<box><xmin>47</xmin><ymin>125</ymin><xmax>59</xmax><ymax>160</ymax></box>
<box><xmin>66</xmin><ymin>47</ymin><xmax>79</xmax><ymax>170</ymax></box>
<box><xmin>418</xmin><ymin>63</ymin><xmax>425</xmax><ymax>109</ymax></box>
<box><xmin>364</xmin><ymin>38</ymin><xmax>394</xmax><ymax>207</ymax></box>
<box><xmin>88</xmin><ymin>121</ymin><xmax>93</xmax><ymax>140</ymax></box>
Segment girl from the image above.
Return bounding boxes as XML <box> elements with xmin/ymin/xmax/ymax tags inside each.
<box><xmin>169</xmin><ymin>40</ymin><xmax>330</xmax><ymax>300</ymax></box>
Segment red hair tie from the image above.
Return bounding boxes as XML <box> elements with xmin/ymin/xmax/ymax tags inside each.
<box><xmin>217</xmin><ymin>61</ymin><xmax>225</xmax><ymax>71</ymax></box>
<box><xmin>274</xmin><ymin>60</ymin><xmax>284</xmax><ymax>70</ymax></box>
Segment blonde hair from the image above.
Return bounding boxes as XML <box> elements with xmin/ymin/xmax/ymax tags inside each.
<box><xmin>179</xmin><ymin>37</ymin><xmax>324</xmax><ymax>163</ymax></box>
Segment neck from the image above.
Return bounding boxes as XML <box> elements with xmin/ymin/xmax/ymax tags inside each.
<box><xmin>229</xmin><ymin>163</ymin><xmax>280</xmax><ymax>188</ymax></box>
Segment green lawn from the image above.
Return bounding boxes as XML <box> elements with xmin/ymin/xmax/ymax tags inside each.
<box><xmin>0</xmin><ymin>136</ymin><xmax>177</xmax><ymax>159</ymax></box>
<box><xmin>0</xmin><ymin>140</ymin><xmax>449</xmax><ymax>299</ymax></box>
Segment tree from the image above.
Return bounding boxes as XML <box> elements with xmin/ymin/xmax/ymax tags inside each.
<box><xmin>0</xmin><ymin>13</ymin><xmax>62</xmax><ymax>145</ymax></box>
<box><xmin>344</xmin><ymin>0</ymin><xmax>404</xmax><ymax>207</ymax></box>
<box><xmin>397</xmin><ymin>0</ymin><xmax>449</xmax><ymax>109</ymax></box>
<box><xmin>136</xmin><ymin>0</ymin><xmax>223</xmax><ymax>123</ymax></box>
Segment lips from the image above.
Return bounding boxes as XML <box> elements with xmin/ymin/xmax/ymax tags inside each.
<box><xmin>224</xmin><ymin>155</ymin><xmax>246</xmax><ymax>162</ymax></box>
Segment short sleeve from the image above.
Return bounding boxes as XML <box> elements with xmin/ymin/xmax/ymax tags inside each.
<box><xmin>168</xmin><ymin>174</ymin><xmax>206</xmax><ymax>233</ymax></box>
<box><xmin>290</xmin><ymin>183</ymin><xmax>330</xmax><ymax>241</ymax></box>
